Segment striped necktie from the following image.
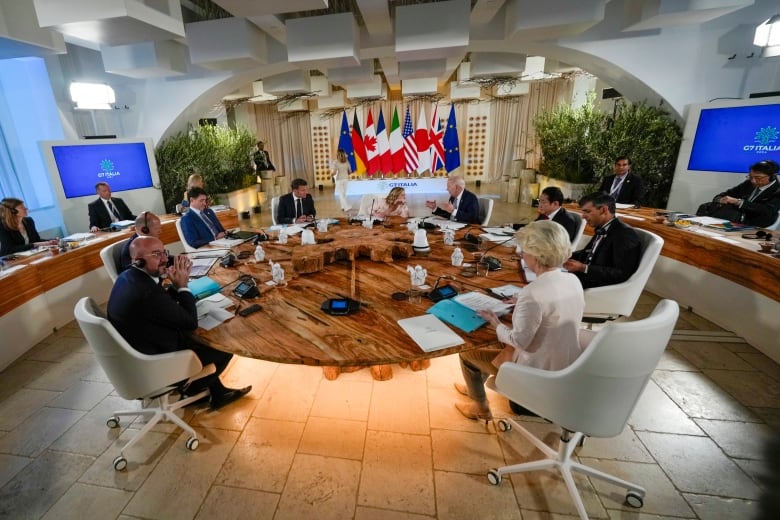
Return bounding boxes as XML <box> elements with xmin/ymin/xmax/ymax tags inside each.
<box><xmin>200</xmin><ymin>211</ymin><xmax>218</xmax><ymax>237</ymax></box>
<box><xmin>107</xmin><ymin>200</ymin><xmax>121</xmax><ymax>220</ymax></box>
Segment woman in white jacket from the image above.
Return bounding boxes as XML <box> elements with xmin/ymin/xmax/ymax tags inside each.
<box><xmin>331</xmin><ymin>149</ymin><xmax>353</xmax><ymax>212</ymax></box>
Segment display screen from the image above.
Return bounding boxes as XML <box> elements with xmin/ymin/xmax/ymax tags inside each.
<box><xmin>330</xmin><ymin>299</ymin><xmax>348</xmax><ymax>309</ymax></box>
<box><xmin>688</xmin><ymin>104</ymin><xmax>780</xmax><ymax>173</ymax></box>
<box><xmin>50</xmin><ymin>142</ymin><xmax>154</xmax><ymax>198</ymax></box>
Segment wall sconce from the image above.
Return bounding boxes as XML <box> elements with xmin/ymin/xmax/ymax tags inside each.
<box><xmin>69</xmin><ymin>82</ymin><xmax>115</xmax><ymax>110</ymax></box>
<box><xmin>754</xmin><ymin>14</ymin><xmax>780</xmax><ymax>57</ymax></box>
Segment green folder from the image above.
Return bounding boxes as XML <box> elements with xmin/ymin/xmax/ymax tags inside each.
<box><xmin>427</xmin><ymin>298</ymin><xmax>486</xmax><ymax>333</ymax></box>
<box><xmin>187</xmin><ymin>276</ymin><xmax>221</xmax><ymax>300</ymax></box>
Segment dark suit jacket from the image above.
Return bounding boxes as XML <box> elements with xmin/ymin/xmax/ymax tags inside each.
<box><xmin>276</xmin><ymin>193</ymin><xmax>316</xmax><ymax>225</ymax></box>
<box><xmin>107</xmin><ymin>267</ymin><xmax>198</xmax><ymax>356</ymax></box>
<box><xmin>711</xmin><ymin>180</ymin><xmax>780</xmax><ymax>227</ymax></box>
<box><xmin>253</xmin><ymin>150</ymin><xmax>276</xmax><ymax>171</ymax></box>
<box><xmin>88</xmin><ymin>197</ymin><xmax>134</xmax><ymax>230</ymax></box>
<box><xmin>180</xmin><ymin>208</ymin><xmax>226</xmax><ymax>249</ymax></box>
<box><xmin>571</xmin><ymin>218</ymin><xmax>641</xmax><ymax>289</ymax></box>
<box><xmin>537</xmin><ymin>208</ymin><xmax>579</xmax><ymax>243</ymax></box>
<box><xmin>0</xmin><ymin>217</ymin><xmax>43</xmax><ymax>256</ymax></box>
<box><xmin>599</xmin><ymin>173</ymin><xmax>645</xmax><ymax>206</ymax></box>
<box><xmin>433</xmin><ymin>189</ymin><xmax>480</xmax><ymax>224</ymax></box>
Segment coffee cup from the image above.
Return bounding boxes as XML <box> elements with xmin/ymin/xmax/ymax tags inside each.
<box><xmin>758</xmin><ymin>241</ymin><xmax>774</xmax><ymax>253</ymax></box>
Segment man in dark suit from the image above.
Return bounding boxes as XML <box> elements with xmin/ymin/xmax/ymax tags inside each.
<box><xmin>277</xmin><ymin>178</ymin><xmax>316</xmax><ymax>225</ymax></box>
<box><xmin>88</xmin><ymin>182</ymin><xmax>135</xmax><ymax>232</ymax></box>
<box><xmin>180</xmin><ymin>187</ymin><xmax>226</xmax><ymax>248</ymax></box>
<box><xmin>535</xmin><ymin>186</ymin><xmax>579</xmax><ymax>243</ymax></box>
<box><xmin>425</xmin><ymin>175</ymin><xmax>480</xmax><ymax>224</ymax></box>
<box><xmin>253</xmin><ymin>140</ymin><xmax>276</xmax><ymax>177</ymax></box>
<box><xmin>107</xmin><ymin>236</ymin><xmax>251</xmax><ymax>409</ymax></box>
<box><xmin>564</xmin><ymin>193</ymin><xmax>641</xmax><ymax>289</ymax></box>
<box><xmin>119</xmin><ymin>211</ymin><xmax>162</xmax><ymax>271</ymax></box>
<box><xmin>598</xmin><ymin>156</ymin><xmax>645</xmax><ymax>206</ymax></box>
<box><xmin>709</xmin><ymin>160</ymin><xmax>780</xmax><ymax>227</ymax></box>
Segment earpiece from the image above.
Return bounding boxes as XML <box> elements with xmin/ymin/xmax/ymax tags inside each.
<box><xmin>140</xmin><ymin>211</ymin><xmax>149</xmax><ymax>234</ymax></box>
<box><xmin>133</xmin><ymin>258</ymin><xmax>146</xmax><ymax>268</ymax></box>
<box><xmin>2</xmin><ymin>202</ymin><xmax>18</xmax><ymax>214</ymax></box>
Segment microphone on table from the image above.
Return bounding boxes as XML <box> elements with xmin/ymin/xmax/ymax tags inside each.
<box><xmin>418</xmin><ymin>216</ymin><xmax>437</xmax><ymax>230</ymax></box>
<box><xmin>477</xmin><ymin>236</ymin><xmax>516</xmax><ymax>271</ymax></box>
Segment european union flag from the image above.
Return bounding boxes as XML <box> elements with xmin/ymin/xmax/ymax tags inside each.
<box><xmin>443</xmin><ymin>105</ymin><xmax>461</xmax><ymax>173</ymax></box>
<box><xmin>338</xmin><ymin>110</ymin><xmax>356</xmax><ymax>171</ymax></box>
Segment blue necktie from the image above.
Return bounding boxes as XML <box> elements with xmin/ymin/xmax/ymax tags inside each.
<box><xmin>200</xmin><ymin>211</ymin><xmax>218</xmax><ymax>237</ymax></box>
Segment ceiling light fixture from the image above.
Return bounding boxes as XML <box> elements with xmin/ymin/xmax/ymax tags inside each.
<box><xmin>754</xmin><ymin>14</ymin><xmax>780</xmax><ymax>47</ymax></box>
<box><xmin>69</xmin><ymin>82</ymin><xmax>115</xmax><ymax>110</ymax></box>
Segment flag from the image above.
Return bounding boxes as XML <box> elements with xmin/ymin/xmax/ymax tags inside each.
<box><xmin>376</xmin><ymin>108</ymin><xmax>392</xmax><ymax>174</ymax></box>
<box><xmin>338</xmin><ymin>110</ymin><xmax>356</xmax><ymax>172</ymax></box>
<box><xmin>389</xmin><ymin>107</ymin><xmax>404</xmax><ymax>174</ymax></box>
<box><xmin>364</xmin><ymin>109</ymin><xmax>380</xmax><ymax>176</ymax></box>
<box><xmin>402</xmin><ymin>106</ymin><xmax>418</xmax><ymax>174</ymax></box>
<box><xmin>443</xmin><ymin>104</ymin><xmax>461</xmax><ymax>173</ymax></box>
<box><xmin>428</xmin><ymin>104</ymin><xmax>445</xmax><ymax>173</ymax></box>
<box><xmin>415</xmin><ymin>106</ymin><xmax>430</xmax><ymax>175</ymax></box>
<box><xmin>351</xmin><ymin>110</ymin><xmax>367</xmax><ymax>175</ymax></box>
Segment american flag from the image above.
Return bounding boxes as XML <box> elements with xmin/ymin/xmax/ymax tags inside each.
<box><xmin>402</xmin><ymin>106</ymin><xmax>418</xmax><ymax>174</ymax></box>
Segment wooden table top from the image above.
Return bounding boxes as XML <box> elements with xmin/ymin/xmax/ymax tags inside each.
<box><xmin>195</xmin><ymin>221</ymin><xmax>523</xmax><ymax>367</ymax></box>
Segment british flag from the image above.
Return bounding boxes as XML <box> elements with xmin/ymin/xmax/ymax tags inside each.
<box><xmin>402</xmin><ymin>106</ymin><xmax>418</xmax><ymax>175</ymax></box>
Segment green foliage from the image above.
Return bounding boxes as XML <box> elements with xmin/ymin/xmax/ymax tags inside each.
<box><xmin>595</xmin><ymin>102</ymin><xmax>682</xmax><ymax>208</ymax></box>
<box><xmin>155</xmin><ymin>124</ymin><xmax>256</xmax><ymax>211</ymax></box>
<box><xmin>534</xmin><ymin>101</ymin><xmax>608</xmax><ymax>183</ymax></box>
<box><xmin>534</xmin><ymin>99</ymin><xmax>682</xmax><ymax>208</ymax></box>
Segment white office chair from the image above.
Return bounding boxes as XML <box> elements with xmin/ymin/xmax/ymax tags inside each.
<box><xmin>486</xmin><ymin>299</ymin><xmax>679</xmax><ymax>519</ymax></box>
<box><xmin>74</xmin><ymin>297</ymin><xmax>215</xmax><ymax>471</ymax></box>
<box><xmin>175</xmin><ymin>218</ymin><xmax>197</xmax><ymax>253</ymax></box>
<box><xmin>357</xmin><ymin>193</ymin><xmax>384</xmax><ymax>217</ymax></box>
<box><xmin>478</xmin><ymin>197</ymin><xmax>494</xmax><ymax>226</ymax></box>
<box><xmin>764</xmin><ymin>210</ymin><xmax>780</xmax><ymax>231</ymax></box>
<box><xmin>568</xmin><ymin>211</ymin><xmax>587</xmax><ymax>248</ymax></box>
<box><xmin>271</xmin><ymin>196</ymin><xmax>280</xmax><ymax>225</ymax></box>
<box><xmin>583</xmin><ymin>227</ymin><xmax>663</xmax><ymax>321</ymax></box>
<box><xmin>99</xmin><ymin>238</ymin><xmax>129</xmax><ymax>282</ymax></box>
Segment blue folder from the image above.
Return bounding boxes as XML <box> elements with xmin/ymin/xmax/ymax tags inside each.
<box><xmin>427</xmin><ymin>299</ymin><xmax>486</xmax><ymax>333</ymax></box>
<box><xmin>187</xmin><ymin>276</ymin><xmax>221</xmax><ymax>300</ymax></box>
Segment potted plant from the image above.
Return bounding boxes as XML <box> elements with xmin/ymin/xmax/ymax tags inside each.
<box><xmin>156</xmin><ymin>124</ymin><xmax>257</xmax><ymax>212</ymax></box>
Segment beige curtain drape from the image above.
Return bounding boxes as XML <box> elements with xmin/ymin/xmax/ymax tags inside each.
<box><xmin>254</xmin><ymin>104</ymin><xmax>314</xmax><ymax>186</ymax></box>
<box><xmin>485</xmin><ymin>77</ymin><xmax>574</xmax><ymax>182</ymax></box>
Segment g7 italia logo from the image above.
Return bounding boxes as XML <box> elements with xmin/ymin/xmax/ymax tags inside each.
<box><xmin>744</xmin><ymin>126</ymin><xmax>780</xmax><ymax>153</ymax></box>
<box><xmin>98</xmin><ymin>158</ymin><xmax>121</xmax><ymax>179</ymax></box>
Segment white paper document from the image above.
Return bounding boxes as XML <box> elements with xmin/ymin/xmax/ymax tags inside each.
<box><xmin>191</xmin><ymin>248</ymin><xmax>231</xmax><ymax>259</ymax></box>
<box><xmin>267</xmin><ymin>224</ymin><xmax>304</xmax><ymax>235</ymax></box>
<box><xmin>209</xmin><ymin>238</ymin><xmax>244</xmax><ymax>247</ymax></box>
<box><xmin>14</xmin><ymin>247</ymin><xmax>48</xmax><ymax>257</ymax></box>
<box><xmin>616</xmin><ymin>213</ymin><xmax>644</xmax><ymax>221</ymax></box>
<box><xmin>482</xmin><ymin>227</ymin><xmax>516</xmax><ymax>236</ymax></box>
<box><xmin>197</xmin><ymin>294</ymin><xmax>234</xmax><ymax>330</ymax></box>
<box><xmin>62</xmin><ymin>232</ymin><xmax>94</xmax><ymax>241</ymax></box>
<box><xmin>190</xmin><ymin>258</ymin><xmax>217</xmax><ymax>277</ymax></box>
<box><xmin>454</xmin><ymin>291</ymin><xmax>513</xmax><ymax>316</ymax></box>
<box><xmin>489</xmin><ymin>284</ymin><xmax>523</xmax><ymax>299</ymax></box>
<box><xmin>687</xmin><ymin>216</ymin><xmax>729</xmax><ymax>225</ymax></box>
<box><xmin>615</xmin><ymin>203</ymin><xmax>635</xmax><ymax>209</ymax></box>
<box><xmin>397</xmin><ymin>314</ymin><xmax>464</xmax><ymax>352</ymax></box>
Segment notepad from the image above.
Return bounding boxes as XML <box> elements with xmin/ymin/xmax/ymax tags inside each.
<box><xmin>397</xmin><ymin>314</ymin><xmax>465</xmax><ymax>352</ymax></box>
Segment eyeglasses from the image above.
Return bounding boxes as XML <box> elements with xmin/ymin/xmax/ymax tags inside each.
<box><xmin>747</xmin><ymin>174</ymin><xmax>769</xmax><ymax>181</ymax></box>
<box><xmin>145</xmin><ymin>250</ymin><xmax>170</xmax><ymax>258</ymax></box>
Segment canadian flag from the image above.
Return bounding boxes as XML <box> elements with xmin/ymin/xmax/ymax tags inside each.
<box><xmin>364</xmin><ymin>109</ymin><xmax>380</xmax><ymax>176</ymax></box>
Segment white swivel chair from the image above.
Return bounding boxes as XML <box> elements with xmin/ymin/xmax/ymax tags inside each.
<box><xmin>478</xmin><ymin>197</ymin><xmax>494</xmax><ymax>226</ymax></box>
<box><xmin>271</xmin><ymin>196</ymin><xmax>280</xmax><ymax>225</ymax></box>
<box><xmin>765</xmin><ymin>210</ymin><xmax>780</xmax><ymax>231</ymax></box>
<box><xmin>568</xmin><ymin>212</ymin><xmax>587</xmax><ymax>249</ymax></box>
<box><xmin>486</xmin><ymin>299</ymin><xmax>679</xmax><ymax>519</ymax></box>
<box><xmin>74</xmin><ymin>297</ymin><xmax>215</xmax><ymax>471</ymax></box>
<box><xmin>99</xmin><ymin>238</ymin><xmax>129</xmax><ymax>282</ymax></box>
<box><xmin>175</xmin><ymin>218</ymin><xmax>197</xmax><ymax>253</ymax></box>
<box><xmin>583</xmin><ymin>227</ymin><xmax>663</xmax><ymax>321</ymax></box>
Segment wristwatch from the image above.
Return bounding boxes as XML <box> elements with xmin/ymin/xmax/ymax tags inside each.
<box><xmin>584</xmin><ymin>265</ymin><xmax>589</xmax><ymax>274</ymax></box>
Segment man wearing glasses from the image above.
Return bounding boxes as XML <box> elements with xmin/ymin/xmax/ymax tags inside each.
<box><xmin>107</xmin><ymin>236</ymin><xmax>251</xmax><ymax>410</ymax></box>
<box><xmin>708</xmin><ymin>160</ymin><xmax>780</xmax><ymax>227</ymax></box>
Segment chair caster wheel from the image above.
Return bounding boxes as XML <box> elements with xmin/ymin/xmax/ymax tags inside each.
<box><xmin>106</xmin><ymin>416</ymin><xmax>120</xmax><ymax>428</ymax></box>
<box><xmin>497</xmin><ymin>419</ymin><xmax>511</xmax><ymax>432</ymax></box>
<box><xmin>487</xmin><ymin>469</ymin><xmax>502</xmax><ymax>485</ymax></box>
<box><xmin>626</xmin><ymin>490</ymin><xmax>644</xmax><ymax>508</ymax></box>
<box><xmin>186</xmin><ymin>437</ymin><xmax>199</xmax><ymax>451</ymax></box>
<box><xmin>113</xmin><ymin>455</ymin><xmax>127</xmax><ymax>471</ymax></box>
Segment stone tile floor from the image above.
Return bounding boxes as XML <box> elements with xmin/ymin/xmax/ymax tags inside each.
<box><xmin>0</xmin><ymin>184</ymin><xmax>776</xmax><ymax>519</ymax></box>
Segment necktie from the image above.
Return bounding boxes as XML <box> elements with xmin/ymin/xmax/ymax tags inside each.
<box><xmin>296</xmin><ymin>198</ymin><xmax>303</xmax><ymax>218</ymax></box>
<box><xmin>108</xmin><ymin>200</ymin><xmax>120</xmax><ymax>220</ymax></box>
<box><xmin>748</xmin><ymin>188</ymin><xmax>761</xmax><ymax>202</ymax></box>
<box><xmin>200</xmin><ymin>211</ymin><xmax>219</xmax><ymax>238</ymax></box>
<box><xmin>609</xmin><ymin>176</ymin><xmax>624</xmax><ymax>198</ymax></box>
<box><xmin>584</xmin><ymin>227</ymin><xmax>607</xmax><ymax>264</ymax></box>
<box><xmin>539</xmin><ymin>214</ymin><xmax>549</xmax><ymax>220</ymax></box>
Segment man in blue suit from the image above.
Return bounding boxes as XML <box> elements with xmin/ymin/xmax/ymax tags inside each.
<box><xmin>180</xmin><ymin>187</ymin><xmax>226</xmax><ymax>249</ymax></box>
<box><xmin>425</xmin><ymin>175</ymin><xmax>480</xmax><ymax>224</ymax></box>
